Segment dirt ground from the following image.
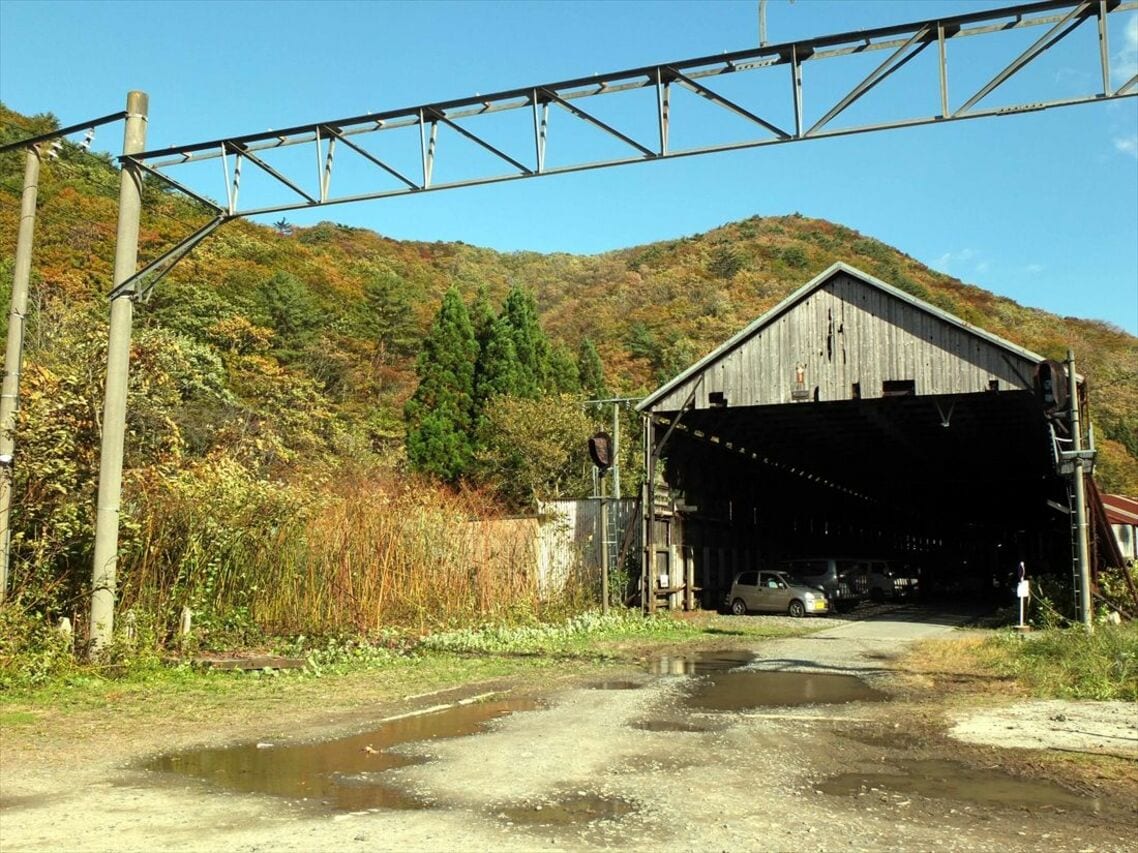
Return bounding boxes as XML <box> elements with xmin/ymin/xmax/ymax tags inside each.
<box><xmin>2</xmin><ymin>606</ymin><xmax>1136</xmax><ymax>852</ymax></box>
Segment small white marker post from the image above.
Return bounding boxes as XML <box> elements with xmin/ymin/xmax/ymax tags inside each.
<box><xmin>1016</xmin><ymin>561</ymin><xmax>1030</xmax><ymax>630</ymax></box>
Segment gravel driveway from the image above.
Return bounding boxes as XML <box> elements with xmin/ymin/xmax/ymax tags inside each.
<box><xmin>2</xmin><ymin>605</ymin><xmax>1134</xmax><ymax>852</ymax></box>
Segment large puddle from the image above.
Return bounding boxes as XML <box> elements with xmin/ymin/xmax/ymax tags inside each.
<box><xmin>646</xmin><ymin>650</ymin><xmax>754</xmax><ymax>676</ymax></box>
<box><xmin>144</xmin><ymin>697</ymin><xmax>540</xmax><ymax>811</ymax></box>
<box><xmin>685</xmin><ymin>671</ymin><xmax>888</xmax><ymax>711</ymax></box>
<box><xmin>819</xmin><ymin>759</ymin><xmax>1105</xmax><ymax>813</ymax></box>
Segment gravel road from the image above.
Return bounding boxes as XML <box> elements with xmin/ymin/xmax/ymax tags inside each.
<box><xmin>2</xmin><ymin>606</ymin><xmax>1134</xmax><ymax>852</ymax></box>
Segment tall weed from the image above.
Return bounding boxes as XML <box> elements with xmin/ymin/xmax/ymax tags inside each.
<box><xmin>120</xmin><ymin>462</ymin><xmax>565</xmax><ymax>644</ymax></box>
<box><xmin>985</xmin><ymin>623</ymin><xmax>1138</xmax><ymax>701</ymax></box>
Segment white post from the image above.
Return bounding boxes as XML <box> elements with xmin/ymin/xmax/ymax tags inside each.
<box><xmin>0</xmin><ymin>145</ymin><xmax>41</xmax><ymax>602</ymax></box>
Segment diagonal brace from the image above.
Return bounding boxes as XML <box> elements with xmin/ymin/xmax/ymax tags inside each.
<box><xmin>226</xmin><ymin>142</ymin><xmax>318</xmax><ymax>204</ymax></box>
<box><xmin>109</xmin><ymin>215</ymin><xmax>229</xmax><ymax>301</ymax></box>
<box><xmin>538</xmin><ymin>88</ymin><xmax>656</xmax><ymax>158</ymax></box>
<box><xmin>665</xmin><ymin>67</ymin><xmax>792</xmax><ymax>139</ymax></box>
<box><xmin>322</xmin><ymin>126</ymin><xmax>419</xmax><ymax>189</ymax></box>
<box><xmin>426</xmin><ymin>109</ymin><xmax>534</xmax><ymax>175</ymax></box>
<box><xmin>127</xmin><ymin>157</ymin><xmax>225</xmax><ymax>214</ymax></box>
<box><xmin>806</xmin><ymin>27</ymin><xmax>933</xmax><ymax>136</ymax></box>
<box><xmin>954</xmin><ymin>1</ymin><xmax>1094</xmax><ymax>116</ymax></box>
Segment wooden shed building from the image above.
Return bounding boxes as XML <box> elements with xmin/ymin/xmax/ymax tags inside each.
<box><xmin>636</xmin><ymin>262</ymin><xmax>1114</xmax><ymax>612</ymax></box>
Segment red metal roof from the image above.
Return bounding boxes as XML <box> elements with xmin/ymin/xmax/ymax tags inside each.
<box><xmin>1103</xmin><ymin>493</ymin><xmax>1138</xmax><ymax>526</ymax></box>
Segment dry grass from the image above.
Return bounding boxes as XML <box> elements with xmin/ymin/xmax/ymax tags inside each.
<box><xmin>894</xmin><ymin>631</ymin><xmax>1021</xmax><ymax>698</ymax></box>
<box><xmin>256</xmin><ymin>477</ymin><xmax>548</xmax><ymax>635</ymax></box>
<box><xmin>121</xmin><ymin>465</ymin><xmax>578</xmax><ymax>643</ymax></box>
<box><xmin>898</xmin><ymin>622</ymin><xmax>1138</xmax><ymax>702</ymax></box>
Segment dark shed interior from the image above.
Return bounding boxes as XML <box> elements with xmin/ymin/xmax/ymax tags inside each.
<box><xmin>651</xmin><ymin>390</ymin><xmax>1070</xmax><ymax>609</ymax></box>
<box><xmin>637</xmin><ymin>263</ymin><xmax>1086</xmax><ymax>611</ymax></box>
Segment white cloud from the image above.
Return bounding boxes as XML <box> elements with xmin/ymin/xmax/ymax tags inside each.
<box><xmin>934</xmin><ymin>248</ymin><xmax>991</xmax><ymax>279</ymax></box>
<box><xmin>1114</xmin><ymin>134</ymin><xmax>1138</xmax><ymax>158</ymax></box>
<box><xmin>1025</xmin><ymin>263</ymin><xmax>1045</xmax><ymax>275</ymax></box>
<box><xmin>1112</xmin><ymin>16</ymin><xmax>1138</xmax><ymax>87</ymax></box>
<box><xmin>935</xmin><ymin>248</ymin><xmax>975</xmax><ymax>269</ymax></box>
<box><xmin>1054</xmin><ymin>67</ymin><xmax>1090</xmax><ymax>87</ymax></box>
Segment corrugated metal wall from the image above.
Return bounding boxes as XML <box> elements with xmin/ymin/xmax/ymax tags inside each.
<box><xmin>538</xmin><ymin>498</ymin><xmax>640</xmax><ymax>594</ymax></box>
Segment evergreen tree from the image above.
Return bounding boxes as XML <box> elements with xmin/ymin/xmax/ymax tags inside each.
<box><xmin>360</xmin><ymin>270</ymin><xmax>418</xmax><ymax>363</ymax></box>
<box><xmin>255</xmin><ymin>271</ymin><xmax>323</xmax><ymax>361</ymax></box>
<box><xmin>549</xmin><ymin>343</ymin><xmax>581</xmax><ymax>394</ymax></box>
<box><xmin>474</xmin><ymin>314</ymin><xmax>524</xmax><ymax>413</ymax></box>
<box><xmin>404</xmin><ymin>287</ymin><xmax>478</xmax><ymax>481</ymax></box>
<box><xmin>470</xmin><ymin>284</ymin><xmax>496</xmax><ymax>351</ymax></box>
<box><xmin>577</xmin><ymin>337</ymin><xmax>607</xmax><ymax>399</ymax></box>
<box><xmin>500</xmin><ymin>284</ymin><xmax>551</xmax><ymax>397</ymax></box>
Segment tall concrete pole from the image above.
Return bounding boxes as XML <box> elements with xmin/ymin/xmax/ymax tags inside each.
<box><xmin>89</xmin><ymin>92</ymin><xmax>147</xmax><ymax>651</ymax></box>
<box><xmin>1067</xmin><ymin>350</ymin><xmax>1093</xmax><ymax>634</ymax></box>
<box><xmin>0</xmin><ymin>145</ymin><xmax>42</xmax><ymax>603</ymax></box>
<box><xmin>600</xmin><ymin>484</ymin><xmax>609</xmax><ymax>616</ymax></box>
<box><xmin>611</xmin><ymin>402</ymin><xmax>621</xmax><ymax>501</ymax></box>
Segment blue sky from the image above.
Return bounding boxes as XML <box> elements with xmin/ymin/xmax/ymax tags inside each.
<box><xmin>1</xmin><ymin>0</ymin><xmax>1136</xmax><ymax>334</ymax></box>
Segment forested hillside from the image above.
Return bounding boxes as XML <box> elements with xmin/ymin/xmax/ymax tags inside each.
<box><xmin>2</xmin><ymin>105</ymin><xmax>1134</xmax><ymax>645</ymax></box>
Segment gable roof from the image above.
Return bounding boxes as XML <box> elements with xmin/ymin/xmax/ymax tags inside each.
<box><xmin>637</xmin><ymin>261</ymin><xmax>1047</xmax><ymax>412</ymax></box>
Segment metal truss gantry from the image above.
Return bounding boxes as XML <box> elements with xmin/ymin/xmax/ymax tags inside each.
<box><xmin>113</xmin><ymin>0</ymin><xmax>1137</xmax><ymax>297</ymax></box>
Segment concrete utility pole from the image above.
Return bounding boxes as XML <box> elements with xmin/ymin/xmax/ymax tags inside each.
<box><xmin>1067</xmin><ymin>350</ymin><xmax>1093</xmax><ymax>634</ymax></box>
<box><xmin>89</xmin><ymin>92</ymin><xmax>147</xmax><ymax>651</ymax></box>
<box><xmin>0</xmin><ymin>145</ymin><xmax>41</xmax><ymax>603</ymax></box>
<box><xmin>600</xmin><ymin>484</ymin><xmax>609</xmax><ymax>616</ymax></box>
<box><xmin>611</xmin><ymin>402</ymin><xmax>621</xmax><ymax>501</ymax></box>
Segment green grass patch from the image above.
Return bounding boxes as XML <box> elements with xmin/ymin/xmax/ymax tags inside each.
<box><xmin>0</xmin><ymin>710</ymin><xmax>38</xmax><ymax>726</ymax></box>
<box><xmin>418</xmin><ymin>610</ymin><xmax>812</xmax><ymax>657</ymax></box>
<box><xmin>980</xmin><ymin>622</ymin><xmax>1138</xmax><ymax>701</ymax></box>
<box><xmin>0</xmin><ymin>610</ymin><xmax>814</xmax><ymax>713</ymax></box>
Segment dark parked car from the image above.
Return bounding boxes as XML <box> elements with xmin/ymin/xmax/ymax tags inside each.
<box><xmin>775</xmin><ymin>558</ymin><xmax>868</xmax><ymax>611</ymax></box>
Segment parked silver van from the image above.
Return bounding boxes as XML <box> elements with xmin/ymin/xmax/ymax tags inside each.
<box><xmin>775</xmin><ymin>558</ymin><xmax>867</xmax><ymax>611</ymax></box>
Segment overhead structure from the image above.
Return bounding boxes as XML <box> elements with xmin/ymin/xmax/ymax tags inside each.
<box><xmin>107</xmin><ymin>0</ymin><xmax>1136</xmax><ymax>297</ymax></box>
<box><xmin>636</xmin><ymin>263</ymin><xmax>1118</xmax><ymax>615</ymax></box>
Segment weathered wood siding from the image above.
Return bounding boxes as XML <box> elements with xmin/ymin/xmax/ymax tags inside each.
<box><xmin>651</xmin><ymin>272</ymin><xmax>1037</xmax><ymax>412</ymax></box>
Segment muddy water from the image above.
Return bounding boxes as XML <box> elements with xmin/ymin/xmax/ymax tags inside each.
<box><xmin>144</xmin><ymin>697</ymin><xmax>540</xmax><ymax>811</ymax></box>
<box><xmin>819</xmin><ymin>759</ymin><xmax>1105</xmax><ymax>813</ymax></box>
<box><xmin>686</xmin><ymin>671</ymin><xmax>888</xmax><ymax>711</ymax></box>
<box><xmin>585</xmin><ymin>680</ymin><xmax>645</xmax><ymax>690</ymax></box>
<box><xmin>646</xmin><ymin>650</ymin><xmax>754</xmax><ymax>676</ymax></box>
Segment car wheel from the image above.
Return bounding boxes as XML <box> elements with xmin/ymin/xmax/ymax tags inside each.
<box><xmin>788</xmin><ymin>599</ymin><xmax>806</xmax><ymax>618</ymax></box>
<box><xmin>731</xmin><ymin>598</ymin><xmax>747</xmax><ymax>616</ymax></box>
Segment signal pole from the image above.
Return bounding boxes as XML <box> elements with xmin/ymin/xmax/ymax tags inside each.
<box><xmin>89</xmin><ymin>91</ymin><xmax>147</xmax><ymax>651</ymax></box>
<box><xmin>1067</xmin><ymin>350</ymin><xmax>1093</xmax><ymax>634</ymax></box>
<box><xmin>0</xmin><ymin>144</ymin><xmax>41</xmax><ymax>602</ymax></box>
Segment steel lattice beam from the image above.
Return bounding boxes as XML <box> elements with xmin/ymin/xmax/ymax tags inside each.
<box><xmin>118</xmin><ymin>0</ymin><xmax>1136</xmax><ymax>226</ymax></box>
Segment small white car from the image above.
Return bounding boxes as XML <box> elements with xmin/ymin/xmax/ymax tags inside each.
<box><xmin>724</xmin><ymin>570</ymin><xmax>829</xmax><ymax>617</ymax></box>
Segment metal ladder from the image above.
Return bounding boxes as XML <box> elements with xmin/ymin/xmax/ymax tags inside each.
<box><xmin>1066</xmin><ymin>479</ymin><xmax>1082</xmax><ymax>622</ymax></box>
